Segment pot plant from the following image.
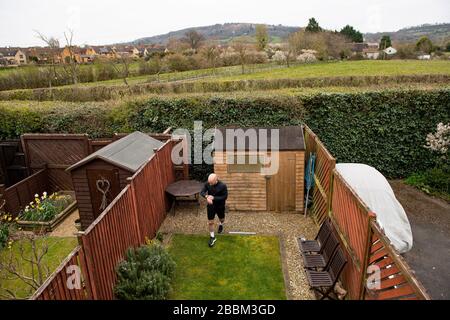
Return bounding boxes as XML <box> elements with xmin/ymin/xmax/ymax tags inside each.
<box><xmin>74</xmin><ymin>218</ymin><xmax>82</xmax><ymax>232</ymax></box>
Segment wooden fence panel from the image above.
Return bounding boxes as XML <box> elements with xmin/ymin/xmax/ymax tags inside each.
<box><xmin>21</xmin><ymin>134</ymin><xmax>90</xmax><ymax>191</ymax></box>
<box><xmin>330</xmin><ymin>169</ymin><xmax>373</xmax><ymax>299</ymax></box>
<box><xmin>364</xmin><ymin>221</ymin><xmax>430</xmax><ymax>300</ymax></box>
<box><xmin>1</xmin><ymin>167</ymin><xmax>49</xmax><ymax>217</ymax></box>
<box><xmin>131</xmin><ymin>141</ymin><xmax>175</xmax><ymax>240</ymax></box>
<box><xmin>303</xmin><ymin>125</ymin><xmax>336</xmax><ymax>225</ymax></box>
<box><xmin>79</xmin><ymin>185</ymin><xmax>141</xmax><ymax>300</ymax></box>
<box><xmin>31</xmin><ymin>246</ymin><xmax>92</xmax><ymax>300</ymax></box>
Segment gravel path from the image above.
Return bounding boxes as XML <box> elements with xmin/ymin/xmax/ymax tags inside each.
<box><xmin>159</xmin><ymin>201</ymin><xmax>318</xmax><ymax>300</ymax></box>
<box><xmin>49</xmin><ymin>209</ymin><xmax>79</xmax><ymax>237</ymax></box>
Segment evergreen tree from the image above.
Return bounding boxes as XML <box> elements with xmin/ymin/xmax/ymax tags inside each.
<box><xmin>416</xmin><ymin>36</ymin><xmax>434</xmax><ymax>54</ymax></box>
<box><xmin>340</xmin><ymin>25</ymin><xmax>363</xmax><ymax>43</ymax></box>
<box><xmin>379</xmin><ymin>35</ymin><xmax>392</xmax><ymax>50</ymax></box>
<box><xmin>305</xmin><ymin>18</ymin><xmax>322</xmax><ymax>32</ymax></box>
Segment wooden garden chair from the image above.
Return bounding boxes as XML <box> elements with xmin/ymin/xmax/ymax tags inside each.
<box><xmin>306</xmin><ymin>247</ymin><xmax>347</xmax><ymax>300</ymax></box>
<box><xmin>298</xmin><ymin>219</ymin><xmax>331</xmax><ymax>253</ymax></box>
<box><xmin>302</xmin><ymin>232</ymin><xmax>339</xmax><ymax>269</ymax></box>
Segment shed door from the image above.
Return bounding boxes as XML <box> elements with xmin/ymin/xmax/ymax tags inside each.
<box><xmin>267</xmin><ymin>152</ymin><xmax>296</xmax><ymax>212</ymax></box>
<box><xmin>87</xmin><ymin>169</ymin><xmax>121</xmax><ymax>218</ymax></box>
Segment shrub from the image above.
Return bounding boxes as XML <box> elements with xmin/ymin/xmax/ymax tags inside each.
<box><xmin>165</xmin><ymin>54</ymin><xmax>191</xmax><ymax>72</ymax></box>
<box><xmin>405</xmin><ymin>167</ymin><xmax>450</xmax><ymax>200</ymax></box>
<box><xmin>114</xmin><ymin>243</ymin><xmax>175</xmax><ymax>300</ymax></box>
<box><xmin>0</xmin><ymin>89</ymin><xmax>449</xmax><ymax>180</ymax></box>
<box><xmin>0</xmin><ymin>212</ymin><xmax>16</xmax><ymax>250</ymax></box>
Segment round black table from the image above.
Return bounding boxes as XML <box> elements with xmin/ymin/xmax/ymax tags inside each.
<box><xmin>165</xmin><ymin>180</ymin><xmax>204</xmax><ymax>215</ymax></box>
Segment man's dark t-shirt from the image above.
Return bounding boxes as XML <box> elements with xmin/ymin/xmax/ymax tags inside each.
<box><xmin>200</xmin><ymin>181</ymin><xmax>228</xmax><ymax>207</ymax></box>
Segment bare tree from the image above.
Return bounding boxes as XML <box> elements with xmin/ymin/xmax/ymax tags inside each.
<box><xmin>0</xmin><ymin>232</ymin><xmax>51</xmax><ymax>299</ymax></box>
<box><xmin>231</xmin><ymin>39</ymin><xmax>249</xmax><ymax>74</ymax></box>
<box><xmin>183</xmin><ymin>30</ymin><xmax>205</xmax><ymax>52</ymax></box>
<box><xmin>34</xmin><ymin>31</ymin><xmax>61</xmax><ymax>90</ymax></box>
<box><xmin>62</xmin><ymin>29</ymin><xmax>79</xmax><ymax>85</ymax></box>
<box><xmin>255</xmin><ymin>24</ymin><xmax>269</xmax><ymax>51</ymax></box>
<box><xmin>111</xmin><ymin>54</ymin><xmax>132</xmax><ymax>87</ymax></box>
<box><xmin>202</xmin><ymin>44</ymin><xmax>220</xmax><ymax>72</ymax></box>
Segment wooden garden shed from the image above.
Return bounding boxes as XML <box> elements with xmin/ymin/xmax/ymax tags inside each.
<box><xmin>213</xmin><ymin>126</ymin><xmax>305</xmax><ymax>213</ymax></box>
<box><xmin>67</xmin><ymin>131</ymin><xmax>164</xmax><ymax>229</ymax></box>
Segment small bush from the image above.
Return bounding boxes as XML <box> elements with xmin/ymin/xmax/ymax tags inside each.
<box><xmin>405</xmin><ymin>167</ymin><xmax>450</xmax><ymax>201</ymax></box>
<box><xmin>114</xmin><ymin>243</ymin><xmax>176</xmax><ymax>300</ymax></box>
<box><xmin>0</xmin><ymin>212</ymin><xmax>16</xmax><ymax>249</ymax></box>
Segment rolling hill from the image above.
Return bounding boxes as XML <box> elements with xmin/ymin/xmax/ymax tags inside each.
<box><xmin>127</xmin><ymin>23</ymin><xmax>299</xmax><ymax>45</ymax></box>
<box><xmin>364</xmin><ymin>23</ymin><xmax>450</xmax><ymax>44</ymax></box>
<box><xmin>125</xmin><ymin>22</ymin><xmax>450</xmax><ymax>46</ymax></box>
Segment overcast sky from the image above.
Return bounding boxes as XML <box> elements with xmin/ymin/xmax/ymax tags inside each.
<box><xmin>1</xmin><ymin>0</ymin><xmax>449</xmax><ymax>47</ymax></box>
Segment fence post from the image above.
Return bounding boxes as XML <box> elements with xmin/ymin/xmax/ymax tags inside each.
<box><xmin>78</xmin><ymin>233</ymin><xmax>99</xmax><ymax>300</ymax></box>
<box><xmin>127</xmin><ymin>177</ymin><xmax>143</xmax><ymax>245</ymax></box>
<box><xmin>359</xmin><ymin>212</ymin><xmax>376</xmax><ymax>300</ymax></box>
<box><xmin>0</xmin><ymin>184</ymin><xmax>5</xmax><ymax>211</ymax></box>
<box><xmin>327</xmin><ymin>158</ymin><xmax>336</xmax><ymax>217</ymax></box>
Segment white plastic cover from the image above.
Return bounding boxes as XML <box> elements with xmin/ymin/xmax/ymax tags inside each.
<box><xmin>335</xmin><ymin>163</ymin><xmax>413</xmax><ymax>253</ymax></box>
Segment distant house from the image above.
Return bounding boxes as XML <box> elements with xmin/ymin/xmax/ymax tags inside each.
<box><xmin>115</xmin><ymin>46</ymin><xmax>140</xmax><ymax>59</ymax></box>
<box><xmin>61</xmin><ymin>46</ymin><xmax>82</xmax><ymax>63</ymax></box>
<box><xmin>96</xmin><ymin>46</ymin><xmax>116</xmax><ymax>59</ymax></box>
<box><xmin>417</xmin><ymin>54</ymin><xmax>431</xmax><ymax>60</ymax></box>
<box><xmin>363</xmin><ymin>48</ymin><xmax>380</xmax><ymax>60</ymax></box>
<box><xmin>137</xmin><ymin>47</ymin><xmax>149</xmax><ymax>58</ymax></box>
<box><xmin>351</xmin><ymin>42</ymin><xmax>380</xmax><ymax>59</ymax></box>
<box><xmin>26</xmin><ymin>47</ymin><xmax>61</xmax><ymax>64</ymax></box>
<box><xmin>79</xmin><ymin>47</ymin><xmax>97</xmax><ymax>63</ymax></box>
<box><xmin>383</xmin><ymin>46</ymin><xmax>397</xmax><ymax>55</ymax></box>
<box><xmin>0</xmin><ymin>48</ymin><xmax>27</xmax><ymax>65</ymax></box>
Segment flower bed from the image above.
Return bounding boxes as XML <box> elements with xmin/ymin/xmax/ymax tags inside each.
<box><xmin>17</xmin><ymin>191</ymin><xmax>77</xmax><ymax>233</ymax></box>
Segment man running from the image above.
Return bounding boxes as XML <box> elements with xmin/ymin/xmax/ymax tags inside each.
<box><xmin>200</xmin><ymin>173</ymin><xmax>228</xmax><ymax>247</ymax></box>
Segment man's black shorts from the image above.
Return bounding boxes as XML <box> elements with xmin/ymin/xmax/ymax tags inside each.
<box><xmin>207</xmin><ymin>204</ymin><xmax>225</xmax><ymax>220</ymax></box>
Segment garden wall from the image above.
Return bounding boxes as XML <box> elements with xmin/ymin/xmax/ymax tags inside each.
<box><xmin>0</xmin><ymin>90</ymin><xmax>449</xmax><ymax>179</ymax></box>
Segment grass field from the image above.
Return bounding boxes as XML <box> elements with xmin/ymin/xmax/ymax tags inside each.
<box><xmin>210</xmin><ymin>60</ymin><xmax>450</xmax><ymax>81</ymax></box>
<box><xmin>0</xmin><ymin>236</ymin><xmax>78</xmax><ymax>299</ymax></box>
<box><xmin>3</xmin><ymin>59</ymin><xmax>448</xmax><ymax>93</ymax></box>
<box><xmin>168</xmin><ymin>234</ymin><xmax>286</xmax><ymax>300</ymax></box>
<box><xmin>66</xmin><ymin>60</ymin><xmax>450</xmax><ymax>88</ymax></box>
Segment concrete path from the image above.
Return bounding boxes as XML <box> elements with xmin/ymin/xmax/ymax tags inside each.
<box><xmin>390</xmin><ymin>180</ymin><xmax>450</xmax><ymax>300</ymax></box>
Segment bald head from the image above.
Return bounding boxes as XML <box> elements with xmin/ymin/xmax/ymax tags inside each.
<box><xmin>208</xmin><ymin>173</ymin><xmax>218</xmax><ymax>185</ymax></box>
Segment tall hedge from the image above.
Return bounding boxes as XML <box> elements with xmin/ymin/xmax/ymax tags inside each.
<box><xmin>0</xmin><ymin>89</ymin><xmax>449</xmax><ymax>178</ymax></box>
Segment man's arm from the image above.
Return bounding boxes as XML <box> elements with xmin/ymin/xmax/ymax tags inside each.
<box><xmin>200</xmin><ymin>183</ymin><xmax>208</xmax><ymax>198</ymax></box>
<box><xmin>212</xmin><ymin>184</ymin><xmax>228</xmax><ymax>202</ymax></box>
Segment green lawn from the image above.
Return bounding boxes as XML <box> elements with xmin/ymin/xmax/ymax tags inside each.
<box><xmin>168</xmin><ymin>234</ymin><xmax>286</xmax><ymax>300</ymax></box>
<box><xmin>0</xmin><ymin>236</ymin><xmax>78</xmax><ymax>299</ymax></box>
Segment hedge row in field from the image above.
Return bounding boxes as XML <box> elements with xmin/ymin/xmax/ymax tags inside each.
<box><xmin>0</xmin><ymin>89</ymin><xmax>449</xmax><ymax>179</ymax></box>
<box><xmin>1</xmin><ymin>74</ymin><xmax>449</xmax><ymax>102</ymax></box>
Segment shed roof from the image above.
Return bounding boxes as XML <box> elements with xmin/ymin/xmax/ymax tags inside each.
<box><xmin>214</xmin><ymin>126</ymin><xmax>305</xmax><ymax>151</ymax></box>
<box><xmin>67</xmin><ymin>131</ymin><xmax>164</xmax><ymax>172</ymax></box>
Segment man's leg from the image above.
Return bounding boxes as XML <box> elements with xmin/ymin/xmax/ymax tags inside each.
<box><xmin>207</xmin><ymin>205</ymin><xmax>217</xmax><ymax>247</ymax></box>
<box><xmin>217</xmin><ymin>206</ymin><xmax>225</xmax><ymax>234</ymax></box>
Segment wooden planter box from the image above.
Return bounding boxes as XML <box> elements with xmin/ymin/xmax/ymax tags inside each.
<box><xmin>17</xmin><ymin>191</ymin><xmax>78</xmax><ymax>233</ymax></box>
